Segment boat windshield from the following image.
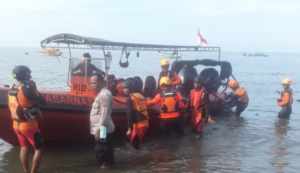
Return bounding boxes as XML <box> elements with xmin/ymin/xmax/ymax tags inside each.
<box><xmin>70</xmin><ymin>57</ymin><xmax>103</xmax><ymax>77</ymax></box>
<box><xmin>68</xmin><ymin>57</ymin><xmax>104</xmax><ymax>95</ymax></box>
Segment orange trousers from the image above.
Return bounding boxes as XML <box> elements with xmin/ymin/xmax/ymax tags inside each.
<box><xmin>191</xmin><ymin>107</ymin><xmax>207</xmax><ymax>133</ymax></box>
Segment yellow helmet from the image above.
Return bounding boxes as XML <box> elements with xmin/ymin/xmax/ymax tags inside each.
<box><xmin>160</xmin><ymin>59</ymin><xmax>170</xmax><ymax>66</ymax></box>
<box><xmin>282</xmin><ymin>78</ymin><xmax>292</xmax><ymax>85</ymax></box>
<box><xmin>160</xmin><ymin>77</ymin><xmax>171</xmax><ymax>86</ymax></box>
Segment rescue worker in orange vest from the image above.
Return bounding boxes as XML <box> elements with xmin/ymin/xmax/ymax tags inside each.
<box><xmin>226</xmin><ymin>80</ymin><xmax>249</xmax><ymax>116</ymax></box>
<box><xmin>108</xmin><ymin>75</ymin><xmax>125</xmax><ymax>97</ymax></box>
<box><xmin>8</xmin><ymin>65</ymin><xmax>46</xmax><ymax>173</ymax></box>
<box><xmin>122</xmin><ymin>80</ymin><xmax>149</xmax><ymax>149</ymax></box>
<box><xmin>73</xmin><ymin>53</ymin><xmax>105</xmax><ymax>77</ymax></box>
<box><xmin>157</xmin><ymin>59</ymin><xmax>181</xmax><ymax>92</ymax></box>
<box><xmin>186</xmin><ymin>76</ymin><xmax>215</xmax><ymax>135</ymax></box>
<box><xmin>277</xmin><ymin>78</ymin><xmax>293</xmax><ymax>118</ymax></box>
<box><xmin>148</xmin><ymin>77</ymin><xmax>186</xmax><ymax>137</ymax></box>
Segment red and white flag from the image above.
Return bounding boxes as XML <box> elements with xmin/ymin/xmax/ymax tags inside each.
<box><xmin>197</xmin><ymin>29</ymin><xmax>208</xmax><ymax>46</ymax></box>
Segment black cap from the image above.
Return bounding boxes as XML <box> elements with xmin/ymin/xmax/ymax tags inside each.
<box><xmin>83</xmin><ymin>53</ymin><xmax>91</xmax><ymax>58</ymax></box>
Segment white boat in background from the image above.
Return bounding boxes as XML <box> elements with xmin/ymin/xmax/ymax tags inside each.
<box><xmin>239</xmin><ymin>52</ymin><xmax>268</xmax><ymax>57</ymax></box>
<box><xmin>155</xmin><ymin>51</ymin><xmax>182</xmax><ymax>59</ymax></box>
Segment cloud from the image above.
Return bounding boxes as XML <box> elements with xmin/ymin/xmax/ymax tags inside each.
<box><xmin>0</xmin><ymin>0</ymin><xmax>299</xmax><ymax>52</ymax></box>
<box><xmin>2</xmin><ymin>0</ymin><xmax>299</xmax><ymax>18</ymax></box>
<box><xmin>159</xmin><ymin>0</ymin><xmax>300</xmax><ymax>17</ymax></box>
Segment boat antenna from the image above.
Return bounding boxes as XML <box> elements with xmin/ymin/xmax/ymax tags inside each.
<box><xmin>51</xmin><ymin>46</ymin><xmax>61</xmax><ymax>64</ymax></box>
<box><xmin>56</xmin><ymin>56</ymin><xmax>61</xmax><ymax>64</ymax></box>
<box><xmin>231</xmin><ymin>74</ymin><xmax>236</xmax><ymax>80</ymax></box>
<box><xmin>67</xmin><ymin>44</ymin><xmax>72</xmax><ymax>57</ymax></box>
<box><xmin>52</xmin><ymin>47</ymin><xmax>61</xmax><ymax>64</ymax></box>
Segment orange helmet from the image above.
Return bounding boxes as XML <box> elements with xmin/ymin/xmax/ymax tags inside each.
<box><xmin>160</xmin><ymin>77</ymin><xmax>171</xmax><ymax>86</ymax></box>
<box><xmin>282</xmin><ymin>78</ymin><xmax>292</xmax><ymax>85</ymax></box>
<box><xmin>160</xmin><ymin>59</ymin><xmax>170</xmax><ymax>66</ymax></box>
<box><xmin>228</xmin><ymin>80</ymin><xmax>238</xmax><ymax>88</ymax></box>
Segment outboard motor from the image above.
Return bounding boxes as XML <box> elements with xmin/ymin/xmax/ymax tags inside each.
<box><xmin>125</xmin><ymin>77</ymin><xmax>134</xmax><ymax>82</ymax></box>
<box><xmin>144</xmin><ymin>76</ymin><xmax>157</xmax><ymax>98</ymax></box>
<box><xmin>171</xmin><ymin>59</ymin><xmax>232</xmax><ymax>94</ymax></box>
<box><xmin>177</xmin><ymin>65</ymin><xmax>198</xmax><ymax>97</ymax></box>
<box><xmin>133</xmin><ymin>76</ymin><xmax>143</xmax><ymax>94</ymax></box>
<box><xmin>219</xmin><ymin>61</ymin><xmax>232</xmax><ymax>80</ymax></box>
<box><xmin>125</xmin><ymin>77</ymin><xmax>143</xmax><ymax>94</ymax></box>
<box><xmin>199</xmin><ymin>68</ymin><xmax>220</xmax><ymax>93</ymax></box>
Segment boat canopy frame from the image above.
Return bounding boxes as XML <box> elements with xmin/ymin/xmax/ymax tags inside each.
<box><xmin>41</xmin><ymin>33</ymin><xmax>222</xmax><ymax>60</ymax></box>
<box><xmin>40</xmin><ymin>33</ymin><xmax>222</xmax><ymax>88</ymax></box>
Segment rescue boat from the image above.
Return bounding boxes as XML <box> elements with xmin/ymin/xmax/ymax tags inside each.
<box><xmin>0</xmin><ymin>33</ymin><xmax>236</xmax><ymax>145</ymax></box>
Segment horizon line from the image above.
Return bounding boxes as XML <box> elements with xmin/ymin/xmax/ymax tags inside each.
<box><xmin>0</xmin><ymin>46</ymin><xmax>299</xmax><ymax>54</ymax></box>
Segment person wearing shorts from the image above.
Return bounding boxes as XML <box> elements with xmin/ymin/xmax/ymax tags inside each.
<box><xmin>8</xmin><ymin>65</ymin><xmax>46</xmax><ymax>173</ymax></box>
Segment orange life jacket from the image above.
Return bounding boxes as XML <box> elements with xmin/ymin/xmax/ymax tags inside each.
<box><xmin>117</xmin><ymin>81</ymin><xmax>123</xmax><ymax>90</ymax></box>
<box><xmin>158</xmin><ymin>71</ymin><xmax>181</xmax><ymax>92</ymax></box>
<box><xmin>234</xmin><ymin>87</ymin><xmax>249</xmax><ymax>108</ymax></box>
<box><xmin>131</xmin><ymin>93</ymin><xmax>149</xmax><ymax>123</ymax></box>
<box><xmin>280</xmin><ymin>89</ymin><xmax>293</xmax><ymax>107</ymax></box>
<box><xmin>115</xmin><ymin>81</ymin><xmax>125</xmax><ymax>97</ymax></box>
<box><xmin>190</xmin><ymin>88</ymin><xmax>206</xmax><ymax>108</ymax></box>
<box><xmin>8</xmin><ymin>85</ymin><xmax>40</xmax><ymax>130</ymax></box>
<box><xmin>160</xmin><ymin>91</ymin><xmax>180</xmax><ymax>113</ymax></box>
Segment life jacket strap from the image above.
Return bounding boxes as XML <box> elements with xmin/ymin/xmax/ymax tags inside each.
<box><xmin>167</xmin><ymin>108</ymin><xmax>176</xmax><ymax>112</ymax></box>
<box><xmin>11</xmin><ymin>117</ymin><xmax>27</xmax><ymax>122</ymax></box>
<box><xmin>139</xmin><ymin>109</ymin><xmax>148</xmax><ymax>113</ymax></box>
<box><xmin>10</xmin><ymin>111</ymin><xmax>17</xmax><ymax>115</ymax></box>
<box><xmin>11</xmin><ymin>117</ymin><xmax>34</xmax><ymax>132</ymax></box>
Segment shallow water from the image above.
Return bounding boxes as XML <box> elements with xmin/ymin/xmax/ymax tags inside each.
<box><xmin>0</xmin><ymin>48</ymin><xmax>299</xmax><ymax>172</ymax></box>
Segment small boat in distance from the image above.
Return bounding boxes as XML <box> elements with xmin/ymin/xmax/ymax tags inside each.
<box><xmin>155</xmin><ymin>51</ymin><xmax>182</xmax><ymax>59</ymax></box>
<box><xmin>36</xmin><ymin>48</ymin><xmax>62</xmax><ymax>56</ymax></box>
<box><xmin>239</xmin><ymin>52</ymin><xmax>268</xmax><ymax>57</ymax></box>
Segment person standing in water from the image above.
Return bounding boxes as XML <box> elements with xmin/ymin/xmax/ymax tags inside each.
<box><xmin>148</xmin><ymin>77</ymin><xmax>186</xmax><ymax>137</ymax></box>
<box><xmin>157</xmin><ymin>59</ymin><xmax>181</xmax><ymax>92</ymax></box>
<box><xmin>277</xmin><ymin>78</ymin><xmax>293</xmax><ymax>118</ymax></box>
<box><xmin>122</xmin><ymin>80</ymin><xmax>149</xmax><ymax>149</ymax></box>
<box><xmin>226</xmin><ymin>80</ymin><xmax>249</xmax><ymax>116</ymax></box>
<box><xmin>186</xmin><ymin>76</ymin><xmax>215</xmax><ymax>135</ymax></box>
<box><xmin>90</xmin><ymin>73</ymin><xmax>115</xmax><ymax>168</ymax></box>
<box><xmin>8</xmin><ymin>65</ymin><xmax>46</xmax><ymax>173</ymax></box>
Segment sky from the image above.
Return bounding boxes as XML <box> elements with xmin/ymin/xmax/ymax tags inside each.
<box><xmin>0</xmin><ymin>0</ymin><xmax>299</xmax><ymax>53</ymax></box>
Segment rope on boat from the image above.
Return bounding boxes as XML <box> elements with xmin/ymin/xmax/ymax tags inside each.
<box><xmin>113</xmin><ymin>97</ymin><xmax>127</xmax><ymax>105</ymax></box>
